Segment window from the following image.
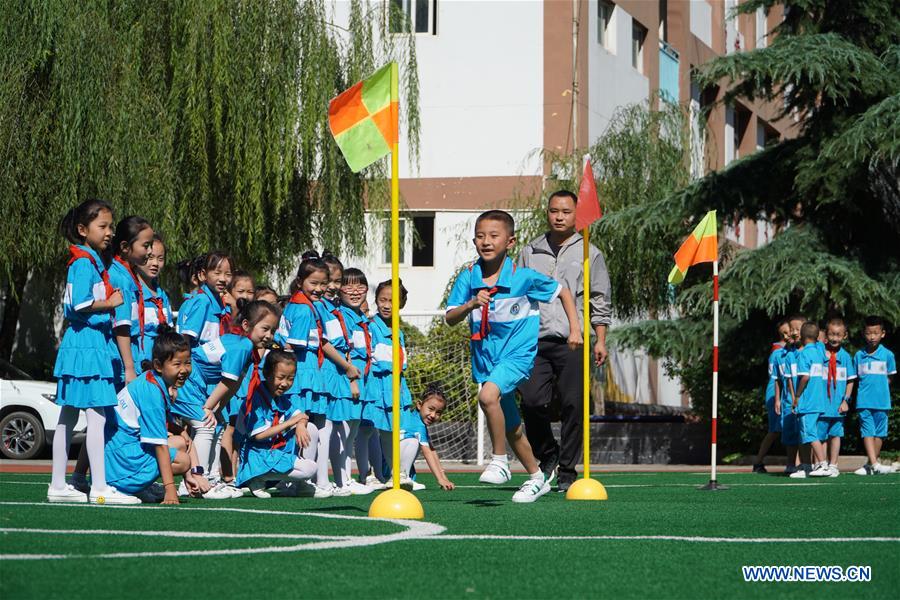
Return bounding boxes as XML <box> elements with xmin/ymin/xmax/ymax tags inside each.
<box><xmin>598</xmin><ymin>1</ymin><xmax>614</xmax><ymax>49</ymax></box>
<box><xmin>390</xmin><ymin>0</ymin><xmax>437</xmax><ymax>35</ymax></box>
<box><xmin>658</xmin><ymin>0</ymin><xmax>668</xmax><ymax>42</ymax></box>
<box><xmin>411</xmin><ymin>215</ymin><xmax>435</xmax><ymax>267</ymax></box>
<box><xmin>631</xmin><ymin>21</ymin><xmax>647</xmax><ymax>73</ymax></box>
<box><xmin>756</xmin><ymin>7</ymin><xmax>767</xmax><ymax>48</ymax></box>
<box><xmin>381</xmin><ymin>218</ymin><xmax>406</xmax><ymax>265</ymax></box>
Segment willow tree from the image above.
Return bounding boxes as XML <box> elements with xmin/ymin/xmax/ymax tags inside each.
<box><xmin>0</xmin><ymin>0</ymin><xmax>420</xmax><ymax>362</ymax></box>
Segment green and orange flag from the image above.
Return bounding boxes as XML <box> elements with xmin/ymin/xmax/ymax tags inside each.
<box><xmin>667</xmin><ymin>210</ymin><xmax>718</xmax><ymax>284</ymax></box>
<box><xmin>328</xmin><ymin>63</ymin><xmax>398</xmax><ymax>172</ymax></box>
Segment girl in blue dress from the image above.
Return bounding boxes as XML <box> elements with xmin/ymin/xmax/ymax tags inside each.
<box><xmin>109</xmin><ymin>216</ymin><xmax>155</xmax><ymax>385</ymax></box>
<box><xmin>137</xmin><ymin>234</ymin><xmax>174</xmax><ymax>368</ymax></box>
<box><xmin>235</xmin><ymin>349</ymin><xmax>317</xmax><ymax>498</ymax></box>
<box><xmin>169</xmin><ymin>300</ymin><xmax>280</xmax><ymax>499</ymax></box>
<box><xmin>177</xmin><ymin>251</ymin><xmax>234</xmax><ymax>347</ymax></box>
<box><xmin>277</xmin><ymin>253</ymin><xmax>360</xmax><ymax>498</ymax></box>
<box><xmin>48</xmin><ymin>199</ymin><xmax>135</xmax><ymax>505</ymax></box>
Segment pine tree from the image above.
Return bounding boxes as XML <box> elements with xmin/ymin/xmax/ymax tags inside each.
<box><xmin>0</xmin><ymin>0</ymin><xmax>420</xmax><ymax>362</ymax></box>
<box><xmin>611</xmin><ymin>0</ymin><xmax>900</xmax><ymax>451</ymax></box>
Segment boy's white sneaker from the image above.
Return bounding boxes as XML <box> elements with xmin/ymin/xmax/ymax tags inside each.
<box><xmin>809</xmin><ymin>463</ymin><xmax>830</xmax><ymax>477</ymax></box>
<box><xmin>411</xmin><ymin>480</ymin><xmax>426</xmax><ymax>491</ymax></box>
<box><xmin>47</xmin><ymin>484</ymin><xmax>88</xmax><ymax>503</ymax></box>
<box><xmin>788</xmin><ymin>469</ymin><xmax>807</xmax><ymax>479</ymax></box>
<box><xmin>854</xmin><ymin>464</ymin><xmax>874</xmax><ymax>476</ymax></box>
<box><xmin>873</xmin><ymin>463</ymin><xmax>894</xmax><ymax>474</ymax></box>
<box><xmin>479</xmin><ymin>460</ymin><xmax>512</xmax><ymax>485</ymax></box>
<box><xmin>331</xmin><ymin>483</ymin><xmax>352</xmax><ymax>497</ymax></box>
<box><xmin>827</xmin><ymin>464</ymin><xmax>840</xmax><ymax>477</ymax></box>
<box><xmin>365</xmin><ymin>474</ymin><xmax>388</xmax><ymax>490</ymax></box>
<box><xmin>90</xmin><ymin>486</ymin><xmax>141</xmax><ymax>505</ymax></box>
<box><xmin>511</xmin><ymin>476</ymin><xmax>551</xmax><ymax>503</ymax></box>
<box><xmin>346</xmin><ymin>481</ymin><xmax>373</xmax><ymax>495</ymax></box>
<box><xmin>313</xmin><ymin>485</ymin><xmax>334</xmax><ymax>499</ymax></box>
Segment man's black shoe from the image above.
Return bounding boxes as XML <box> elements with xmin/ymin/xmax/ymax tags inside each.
<box><xmin>556</xmin><ymin>470</ymin><xmax>577</xmax><ymax>492</ymax></box>
<box><xmin>539</xmin><ymin>454</ymin><xmax>559</xmax><ymax>485</ymax></box>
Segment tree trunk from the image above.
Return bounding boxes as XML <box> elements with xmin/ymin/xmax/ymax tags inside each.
<box><xmin>0</xmin><ymin>264</ymin><xmax>29</xmax><ymax>361</ymax></box>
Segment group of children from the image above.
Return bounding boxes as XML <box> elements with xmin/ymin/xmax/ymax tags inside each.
<box><xmin>47</xmin><ymin>200</ymin><xmax>579</xmax><ymax>505</ymax></box>
<box><xmin>754</xmin><ymin>314</ymin><xmax>896</xmax><ymax>477</ymax></box>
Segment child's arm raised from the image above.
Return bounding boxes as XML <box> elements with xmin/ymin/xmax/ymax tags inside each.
<box><xmin>154</xmin><ymin>444</ymin><xmax>180</xmax><ymax>505</ymax></box>
<box><xmin>421</xmin><ymin>444</ymin><xmax>454</xmax><ymax>490</ymax></box>
<box><xmin>83</xmin><ymin>290</ymin><xmax>124</xmax><ymax>313</ymax></box>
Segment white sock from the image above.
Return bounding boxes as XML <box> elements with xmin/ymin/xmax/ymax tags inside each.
<box><xmin>85</xmin><ymin>408</ymin><xmax>108</xmax><ymax>491</ymax></box>
<box><xmin>188</xmin><ymin>419</ymin><xmax>218</xmax><ymax>476</ymax></box>
<box><xmin>529</xmin><ymin>470</ymin><xmax>544</xmax><ymax>481</ymax></box>
<box><xmin>314</xmin><ymin>415</ymin><xmax>333</xmax><ymax>488</ymax></box>
<box><xmin>491</xmin><ymin>453</ymin><xmax>508</xmax><ymax>464</ymax></box>
<box><xmin>399</xmin><ymin>438</ymin><xmax>420</xmax><ymax>477</ymax></box>
<box><xmin>51</xmin><ymin>406</ymin><xmax>79</xmax><ymax>490</ymax></box>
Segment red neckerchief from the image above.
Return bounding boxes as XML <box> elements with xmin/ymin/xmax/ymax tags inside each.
<box><xmin>826</xmin><ymin>347</ymin><xmax>838</xmax><ymax>399</ymax></box>
<box><xmin>289</xmin><ymin>291</ymin><xmax>325</xmax><ymax>367</ymax></box>
<box><xmin>243</xmin><ymin>349</ymin><xmax>262</xmax><ymax>416</ymax></box>
<box><xmin>469</xmin><ymin>261</ymin><xmax>515</xmax><ymax>342</ymax></box>
<box><xmin>359</xmin><ymin>320</ymin><xmax>374</xmax><ymax>376</ymax></box>
<box><xmin>148</xmin><ymin>296</ymin><xmax>167</xmax><ymax>326</ymax></box>
<box><xmin>247</xmin><ymin>384</ymin><xmax>287</xmax><ymax>449</ymax></box>
<box><xmin>201</xmin><ymin>285</ymin><xmax>231</xmax><ymax>335</ymax></box>
<box><xmin>67</xmin><ymin>245</ymin><xmax>114</xmax><ymax>300</ymax></box>
<box><xmin>145</xmin><ymin>370</ymin><xmax>171</xmax><ymax>407</ymax></box>
<box><xmin>114</xmin><ymin>256</ymin><xmax>146</xmax><ymax>348</ymax></box>
<box><xmin>331</xmin><ymin>308</ymin><xmax>351</xmax><ymax>346</ymax></box>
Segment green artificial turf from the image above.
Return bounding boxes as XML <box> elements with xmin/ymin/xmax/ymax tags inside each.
<box><xmin>1</xmin><ymin>471</ymin><xmax>898</xmax><ymax>599</ymax></box>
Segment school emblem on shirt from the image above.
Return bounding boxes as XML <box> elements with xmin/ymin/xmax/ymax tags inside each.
<box><xmin>510</xmin><ymin>303</ymin><xmax>521</xmax><ymax>315</ymax></box>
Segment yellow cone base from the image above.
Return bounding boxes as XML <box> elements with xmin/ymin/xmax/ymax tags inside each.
<box><xmin>565</xmin><ymin>477</ymin><xmax>608</xmax><ymax>501</ymax></box>
<box><xmin>368</xmin><ymin>488</ymin><xmax>425</xmax><ymax>519</ymax></box>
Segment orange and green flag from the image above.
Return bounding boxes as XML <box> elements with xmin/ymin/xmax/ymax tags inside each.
<box><xmin>668</xmin><ymin>210</ymin><xmax>718</xmax><ymax>284</ymax></box>
<box><xmin>328</xmin><ymin>63</ymin><xmax>398</xmax><ymax>173</ymax></box>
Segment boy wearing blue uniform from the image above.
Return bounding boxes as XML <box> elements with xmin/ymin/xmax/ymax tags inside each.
<box><xmin>853</xmin><ymin>315</ymin><xmax>896</xmax><ymax>475</ymax></box>
<box><xmin>778</xmin><ymin>315</ymin><xmax>805</xmax><ymax>474</ymax></box>
<box><xmin>446</xmin><ymin>210</ymin><xmax>581</xmax><ymax>503</ymax></box>
<box><xmin>819</xmin><ymin>318</ymin><xmax>855</xmax><ymax>477</ymax></box>
<box><xmin>792</xmin><ymin>322</ymin><xmax>829</xmax><ymax>478</ymax></box>
<box><xmin>753</xmin><ymin>319</ymin><xmax>791</xmax><ymax>473</ymax></box>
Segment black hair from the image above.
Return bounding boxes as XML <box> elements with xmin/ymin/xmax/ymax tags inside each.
<box><xmin>548</xmin><ymin>189</ymin><xmax>578</xmax><ymax>205</ymax></box>
<box><xmin>290</xmin><ymin>250</ymin><xmax>329</xmax><ymax>294</ymax></box>
<box><xmin>140</xmin><ymin>324</ymin><xmax>190</xmax><ymax>372</ymax></box>
<box><xmin>776</xmin><ymin>318</ymin><xmax>789</xmax><ymax>330</ymax></box>
<box><xmin>800</xmin><ymin>321</ymin><xmax>819</xmax><ymax>341</ymax></box>
<box><xmin>826</xmin><ymin>316</ymin><xmax>846</xmax><ymax>330</ymax></box>
<box><xmin>321</xmin><ymin>250</ymin><xmax>344</xmax><ymax>274</ymax></box>
<box><xmin>864</xmin><ymin>315</ymin><xmax>885</xmax><ymax>329</ymax></box>
<box><xmin>262</xmin><ymin>348</ymin><xmax>297</xmax><ymax>381</ymax></box>
<box><xmin>342</xmin><ymin>268</ymin><xmax>368</xmax><ymax>287</ymax></box>
<box><xmin>60</xmin><ymin>198</ymin><xmax>114</xmax><ymax>245</ymax></box>
<box><xmin>228</xmin><ymin>270</ymin><xmax>254</xmax><ymax>291</ymax></box>
<box><xmin>375</xmin><ymin>278</ymin><xmax>408</xmax><ymax>306</ymax></box>
<box><xmin>152</xmin><ymin>232</ymin><xmax>165</xmax><ymax>246</ymax></box>
<box><xmin>112</xmin><ymin>216</ymin><xmax>153</xmax><ymax>257</ymax></box>
<box><xmin>475</xmin><ymin>209</ymin><xmax>515</xmax><ymax>236</ymax></box>
<box><xmin>236</xmin><ymin>300</ymin><xmax>282</xmax><ymax>329</ymax></box>
<box><xmin>254</xmin><ymin>285</ymin><xmax>278</xmax><ymax>300</ymax></box>
<box><xmin>202</xmin><ymin>250</ymin><xmax>234</xmax><ymax>274</ymax></box>
<box><xmin>420</xmin><ymin>382</ymin><xmax>447</xmax><ymax>406</ymax></box>
<box><xmin>787</xmin><ymin>314</ymin><xmax>806</xmax><ymax>324</ymax></box>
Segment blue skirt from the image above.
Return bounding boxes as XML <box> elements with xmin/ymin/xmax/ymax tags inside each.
<box><xmin>105</xmin><ymin>438</ymin><xmax>177</xmax><ymax>494</ymax></box>
<box><xmin>54</xmin><ymin>323</ymin><xmax>115</xmax><ymax>379</ymax></box>
<box><xmin>56</xmin><ymin>376</ymin><xmax>117</xmax><ymax>409</ymax></box>
<box><xmin>327</xmin><ymin>396</ymin><xmax>363</xmax><ymax>422</ymax></box>
<box><xmin>307</xmin><ymin>392</ymin><xmax>329</xmax><ymax>416</ymax></box>
<box><xmin>236</xmin><ymin>444</ymin><xmax>297</xmax><ymax>487</ymax></box>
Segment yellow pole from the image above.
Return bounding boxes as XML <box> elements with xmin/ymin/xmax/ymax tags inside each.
<box><xmin>369</xmin><ymin>62</ymin><xmax>424</xmax><ymax>518</ymax></box>
<box><xmin>582</xmin><ymin>228</ymin><xmax>591</xmax><ymax>480</ymax></box>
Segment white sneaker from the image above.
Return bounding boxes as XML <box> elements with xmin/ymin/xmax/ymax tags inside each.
<box><xmin>511</xmin><ymin>476</ymin><xmax>551</xmax><ymax>503</ymax></box>
<box><xmin>69</xmin><ymin>473</ymin><xmax>90</xmax><ymax>494</ymax></box>
<box><xmin>365</xmin><ymin>474</ymin><xmax>388</xmax><ymax>490</ymax></box>
<box><xmin>202</xmin><ymin>482</ymin><xmax>235</xmax><ymax>500</ymax></box>
<box><xmin>479</xmin><ymin>460</ymin><xmax>512</xmax><ymax>485</ymax></box>
<box><xmin>219</xmin><ymin>482</ymin><xmax>244</xmax><ymax>498</ymax></box>
<box><xmin>47</xmin><ymin>484</ymin><xmax>88</xmax><ymax>504</ymax></box>
<box><xmin>90</xmin><ymin>486</ymin><xmax>141</xmax><ymax>505</ymax></box>
<box><xmin>411</xmin><ymin>480</ymin><xmax>426</xmax><ymax>491</ymax></box>
<box><xmin>313</xmin><ymin>485</ymin><xmax>333</xmax><ymax>498</ymax></box>
<box><xmin>827</xmin><ymin>464</ymin><xmax>840</xmax><ymax>477</ymax></box>
<box><xmin>809</xmin><ymin>463</ymin><xmax>830</xmax><ymax>477</ymax></box>
<box><xmin>346</xmin><ymin>480</ymin><xmax>373</xmax><ymax>495</ymax></box>
<box><xmin>177</xmin><ymin>480</ymin><xmax>191</xmax><ymax>497</ymax></box>
<box><xmin>399</xmin><ymin>474</ymin><xmax>415</xmax><ymax>491</ymax></box>
<box><xmin>788</xmin><ymin>469</ymin><xmax>807</xmax><ymax>479</ymax></box>
<box><xmin>248</xmin><ymin>479</ymin><xmax>272</xmax><ymax>498</ymax></box>
<box><xmin>873</xmin><ymin>463</ymin><xmax>894</xmax><ymax>474</ymax></box>
<box><xmin>331</xmin><ymin>483</ymin><xmax>352</xmax><ymax>497</ymax></box>
<box><xmin>854</xmin><ymin>464</ymin><xmax>874</xmax><ymax>476</ymax></box>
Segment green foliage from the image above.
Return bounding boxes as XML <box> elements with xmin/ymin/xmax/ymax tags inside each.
<box><xmin>0</xmin><ymin>0</ymin><xmax>421</xmax><ymax>286</ymax></box>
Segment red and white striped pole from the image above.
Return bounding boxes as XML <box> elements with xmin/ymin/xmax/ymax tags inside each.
<box><xmin>702</xmin><ymin>258</ymin><xmax>726</xmax><ymax>490</ymax></box>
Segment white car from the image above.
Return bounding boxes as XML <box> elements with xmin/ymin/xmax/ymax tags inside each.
<box><xmin>0</xmin><ymin>360</ymin><xmax>86</xmax><ymax>460</ymax></box>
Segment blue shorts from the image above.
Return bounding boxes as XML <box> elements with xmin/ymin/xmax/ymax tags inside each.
<box><xmin>766</xmin><ymin>397</ymin><xmax>782</xmax><ymax>433</ymax></box>
<box><xmin>858</xmin><ymin>409</ymin><xmax>888</xmax><ymax>438</ymax></box>
<box><xmin>500</xmin><ymin>391</ymin><xmax>522</xmax><ymax>431</ymax></box>
<box><xmin>817</xmin><ymin>417</ymin><xmax>844</xmax><ymax>440</ymax></box>
<box><xmin>485</xmin><ymin>362</ymin><xmax>530</xmax><ymax>397</ymax></box>
<box><xmin>799</xmin><ymin>412</ymin><xmax>821</xmax><ymax>444</ymax></box>
<box><xmin>781</xmin><ymin>411</ymin><xmax>800</xmax><ymax>446</ymax></box>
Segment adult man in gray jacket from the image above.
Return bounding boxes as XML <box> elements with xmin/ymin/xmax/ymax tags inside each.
<box><xmin>516</xmin><ymin>190</ymin><xmax>611</xmax><ymax>491</ymax></box>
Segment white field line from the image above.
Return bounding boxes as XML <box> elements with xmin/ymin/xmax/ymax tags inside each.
<box><xmin>451</xmin><ymin>481</ymin><xmax>900</xmax><ymax>489</ymax></box>
<box><xmin>0</xmin><ymin>527</ymin><xmax>350</xmax><ymax>540</ymax></box>
<box><xmin>0</xmin><ymin>502</ymin><xmax>445</xmax><ymax>560</ymax></box>
<box><xmin>423</xmin><ymin>535</ymin><xmax>900</xmax><ymax>543</ymax></box>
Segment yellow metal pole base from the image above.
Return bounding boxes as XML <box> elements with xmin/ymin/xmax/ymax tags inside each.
<box><xmin>565</xmin><ymin>477</ymin><xmax>608</xmax><ymax>501</ymax></box>
<box><xmin>368</xmin><ymin>488</ymin><xmax>425</xmax><ymax>519</ymax></box>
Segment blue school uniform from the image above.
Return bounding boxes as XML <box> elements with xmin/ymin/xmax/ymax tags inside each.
<box><xmin>235</xmin><ymin>385</ymin><xmax>301</xmax><ymax>487</ymax></box>
<box><xmin>140</xmin><ymin>284</ymin><xmax>174</xmax><ymax>368</ymax></box>
<box><xmin>447</xmin><ymin>256</ymin><xmax>562</xmax><ymax>431</ymax></box>
<box><xmin>169</xmin><ymin>333</ymin><xmax>254</xmax><ymax>422</ymax></box>
<box><xmin>315</xmin><ymin>298</ymin><xmax>352</xmax><ymax>418</ymax></box>
<box><xmin>277</xmin><ymin>293</ymin><xmax>324</xmax><ymax>414</ymax></box>
<box><xmin>54</xmin><ymin>245</ymin><xmax>118</xmax><ymax>409</ymax></box>
<box><xmin>368</xmin><ymin>315</ymin><xmax>412</xmax><ymax>431</ymax></box>
<box><xmin>796</xmin><ymin>343</ymin><xmax>827</xmax><ymax>444</ymax></box>
<box><xmin>777</xmin><ymin>345</ymin><xmax>801</xmax><ymax>446</ymax></box>
<box><xmin>177</xmin><ymin>284</ymin><xmax>230</xmax><ymax>347</ymax></box>
<box><xmin>818</xmin><ymin>347</ymin><xmax>855</xmax><ymax>440</ymax></box>
<box><xmin>108</xmin><ymin>258</ymin><xmax>146</xmax><ymax>382</ymax></box>
<box><xmin>340</xmin><ymin>305</ymin><xmax>373</xmax><ymax>420</ymax></box>
<box><xmin>400</xmin><ymin>407</ymin><xmax>429</xmax><ymax>445</ymax></box>
<box><xmin>855</xmin><ymin>345</ymin><xmax>896</xmax><ymax>438</ymax></box>
<box><xmin>105</xmin><ymin>371</ymin><xmax>177</xmax><ymax>494</ymax></box>
<box><xmin>765</xmin><ymin>345</ymin><xmax>784</xmax><ymax>433</ymax></box>
<box><xmin>324</xmin><ymin>304</ymin><xmax>364</xmax><ymax>422</ymax></box>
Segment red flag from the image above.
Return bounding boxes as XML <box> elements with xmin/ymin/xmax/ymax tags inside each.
<box><xmin>576</xmin><ymin>158</ymin><xmax>602</xmax><ymax>231</ymax></box>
